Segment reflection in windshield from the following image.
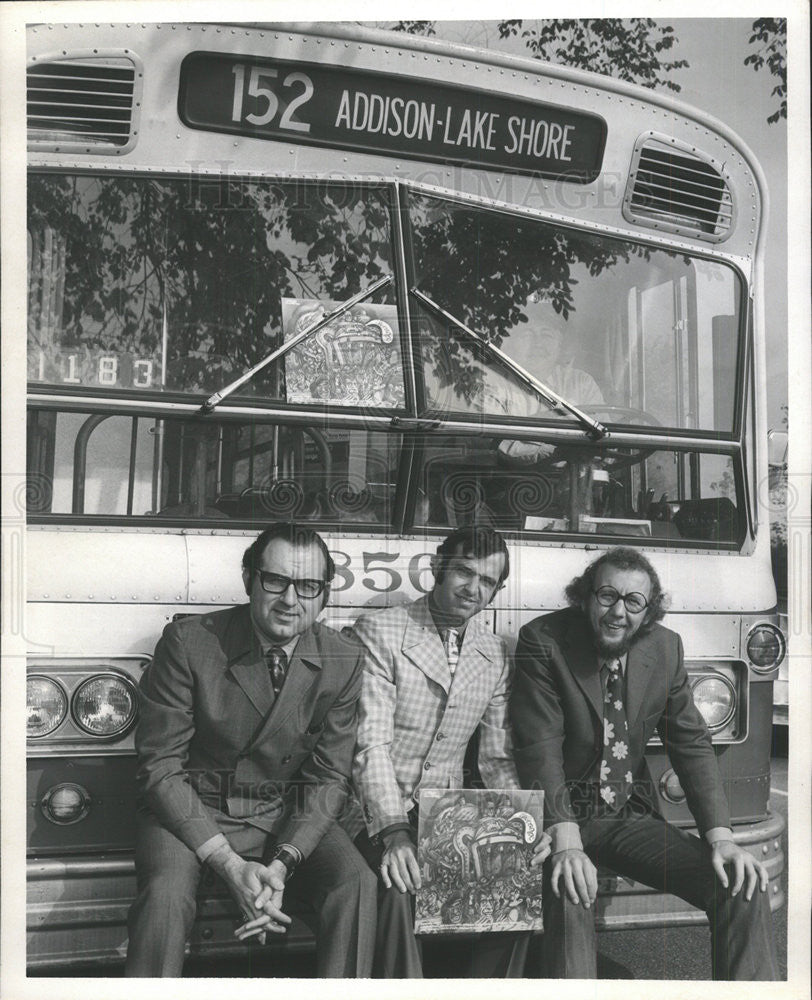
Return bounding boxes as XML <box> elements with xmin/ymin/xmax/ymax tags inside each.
<box><xmin>413</xmin><ymin>286</ymin><xmax>607</xmax><ymax>440</ymax></box>
<box><xmin>409</xmin><ymin>192</ymin><xmax>741</xmax><ymax>433</ymax></box>
<box><xmin>201</xmin><ymin>274</ymin><xmax>396</xmax><ymax>412</ymax></box>
<box><xmin>28</xmin><ymin>175</ymin><xmax>398</xmax><ymax>400</ymax></box>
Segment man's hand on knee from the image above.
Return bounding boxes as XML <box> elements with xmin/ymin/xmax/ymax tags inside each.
<box><xmin>550</xmin><ymin>848</ymin><xmax>598</xmax><ymax>908</ymax></box>
<box><xmin>710</xmin><ymin>840</ymin><xmax>769</xmax><ymax>901</ymax></box>
<box><xmin>380</xmin><ymin>830</ymin><xmax>422</xmax><ymax>894</ymax></box>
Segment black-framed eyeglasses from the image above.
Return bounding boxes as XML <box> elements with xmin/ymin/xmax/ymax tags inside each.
<box><xmin>592</xmin><ymin>586</ymin><xmax>649</xmax><ymax>614</ymax></box>
<box><xmin>255</xmin><ymin>570</ymin><xmax>327</xmax><ymax>599</ymax></box>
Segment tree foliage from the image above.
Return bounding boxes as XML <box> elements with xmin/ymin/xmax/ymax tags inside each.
<box><xmin>744</xmin><ymin>18</ymin><xmax>787</xmax><ymax>124</ymax></box>
<box><xmin>497</xmin><ymin>20</ymin><xmax>687</xmax><ymax>91</ymax></box>
<box><xmin>388</xmin><ymin>19</ymin><xmax>688</xmax><ymax>91</ymax></box>
<box><xmin>389</xmin><ymin>21</ymin><xmax>435</xmax><ymax>36</ymax></box>
<box><xmin>27</xmin><ymin>175</ymin><xmax>394</xmax><ymax>394</ymax></box>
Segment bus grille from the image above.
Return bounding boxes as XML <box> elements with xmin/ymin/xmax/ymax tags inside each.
<box><xmin>624</xmin><ymin>138</ymin><xmax>734</xmax><ymax>241</ymax></box>
<box><xmin>27</xmin><ymin>57</ymin><xmax>138</xmax><ymax>152</ymax></box>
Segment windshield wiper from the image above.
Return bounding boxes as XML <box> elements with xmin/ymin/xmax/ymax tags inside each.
<box><xmin>412</xmin><ymin>288</ymin><xmax>608</xmax><ymax>442</ymax></box>
<box><xmin>199</xmin><ymin>274</ymin><xmax>393</xmax><ymax>414</ymax></box>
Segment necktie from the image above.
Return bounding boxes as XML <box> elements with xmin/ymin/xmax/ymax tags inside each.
<box><xmin>266</xmin><ymin>646</ymin><xmax>288</xmax><ymax>697</ymax></box>
<box><xmin>442</xmin><ymin>628</ymin><xmax>460</xmax><ymax>676</ymax></box>
<box><xmin>598</xmin><ymin>659</ymin><xmax>632</xmax><ymax>811</ymax></box>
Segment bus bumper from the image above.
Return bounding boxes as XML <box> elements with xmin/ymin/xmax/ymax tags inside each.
<box><xmin>27</xmin><ymin>812</ymin><xmax>784</xmax><ymax>968</ymax></box>
<box><xmin>26</xmin><ymin>855</ymin><xmax>314</xmax><ymax>970</ymax></box>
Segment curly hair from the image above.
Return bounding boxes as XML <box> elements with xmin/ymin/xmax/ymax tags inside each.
<box><xmin>565</xmin><ymin>547</ymin><xmax>668</xmax><ymax>630</ymax></box>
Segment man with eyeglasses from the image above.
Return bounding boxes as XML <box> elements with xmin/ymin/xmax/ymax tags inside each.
<box><xmin>348</xmin><ymin>525</ymin><xmax>550</xmax><ymax>977</ymax></box>
<box><xmin>126</xmin><ymin>522</ymin><xmax>376</xmax><ymax>977</ymax></box>
<box><xmin>510</xmin><ymin>546</ymin><xmax>777</xmax><ymax>980</ymax></box>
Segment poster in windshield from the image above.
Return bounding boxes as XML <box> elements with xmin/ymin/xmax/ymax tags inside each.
<box><xmin>414</xmin><ymin>788</ymin><xmax>545</xmax><ymax>934</ymax></box>
<box><xmin>282</xmin><ymin>298</ymin><xmax>405</xmax><ymax>407</ymax></box>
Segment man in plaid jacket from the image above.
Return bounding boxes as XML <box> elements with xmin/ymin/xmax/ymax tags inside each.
<box><xmin>349</xmin><ymin>525</ymin><xmax>550</xmax><ymax>977</ymax></box>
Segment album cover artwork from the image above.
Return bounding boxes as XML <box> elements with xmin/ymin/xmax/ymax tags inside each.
<box><xmin>414</xmin><ymin>788</ymin><xmax>545</xmax><ymax>934</ymax></box>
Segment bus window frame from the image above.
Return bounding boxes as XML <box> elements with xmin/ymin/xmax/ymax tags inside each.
<box><xmin>27</xmin><ymin>396</ymin><xmax>750</xmax><ymax>553</ymax></box>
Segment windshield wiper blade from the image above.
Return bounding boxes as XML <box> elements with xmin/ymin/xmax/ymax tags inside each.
<box><xmin>199</xmin><ymin>274</ymin><xmax>394</xmax><ymax>414</ymax></box>
<box><xmin>412</xmin><ymin>288</ymin><xmax>608</xmax><ymax>442</ymax></box>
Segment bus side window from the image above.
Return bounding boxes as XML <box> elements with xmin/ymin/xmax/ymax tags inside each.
<box><xmin>26</xmin><ymin>410</ymin><xmax>156</xmax><ymax>516</ymax></box>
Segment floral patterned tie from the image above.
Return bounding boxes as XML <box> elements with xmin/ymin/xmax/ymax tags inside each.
<box><xmin>599</xmin><ymin>659</ymin><xmax>633</xmax><ymax>811</ymax></box>
<box><xmin>266</xmin><ymin>646</ymin><xmax>288</xmax><ymax>698</ymax></box>
<box><xmin>442</xmin><ymin>628</ymin><xmax>460</xmax><ymax>676</ymax></box>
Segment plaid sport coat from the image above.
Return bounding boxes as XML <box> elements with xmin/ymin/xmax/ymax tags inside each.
<box><xmin>350</xmin><ymin>596</ymin><xmax>520</xmax><ymax>839</ymax></box>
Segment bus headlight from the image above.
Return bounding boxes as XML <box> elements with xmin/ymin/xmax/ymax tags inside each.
<box><xmin>746</xmin><ymin>624</ymin><xmax>785</xmax><ymax>671</ymax></box>
<box><xmin>691</xmin><ymin>674</ymin><xmax>736</xmax><ymax>731</ymax></box>
<box><xmin>659</xmin><ymin>769</ymin><xmax>686</xmax><ymax>804</ymax></box>
<box><xmin>41</xmin><ymin>783</ymin><xmax>91</xmax><ymax>825</ymax></box>
<box><xmin>72</xmin><ymin>674</ymin><xmax>137</xmax><ymax>737</ymax></box>
<box><xmin>27</xmin><ymin>676</ymin><xmax>68</xmax><ymax>737</ymax></box>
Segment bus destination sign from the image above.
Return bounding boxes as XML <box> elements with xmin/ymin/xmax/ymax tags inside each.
<box><xmin>179</xmin><ymin>53</ymin><xmax>607</xmax><ymax>182</ymax></box>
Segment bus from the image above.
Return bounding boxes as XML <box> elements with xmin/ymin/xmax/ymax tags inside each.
<box><xmin>24</xmin><ymin>20</ymin><xmax>786</xmax><ymax>970</ymax></box>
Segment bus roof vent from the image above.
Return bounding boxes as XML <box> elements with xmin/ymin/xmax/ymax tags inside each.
<box><xmin>27</xmin><ymin>54</ymin><xmax>141</xmax><ymax>155</ymax></box>
<box><xmin>624</xmin><ymin>134</ymin><xmax>734</xmax><ymax>243</ymax></box>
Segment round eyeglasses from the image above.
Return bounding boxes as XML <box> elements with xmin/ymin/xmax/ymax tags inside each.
<box><xmin>256</xmin><ymin>570</ymin><xmax>327</xmax><ymax>599</ymax></box>
<box><xmin>592</xmin><ymin>586</ymin><xmax>649</xmax><ymax>614</ymax></box>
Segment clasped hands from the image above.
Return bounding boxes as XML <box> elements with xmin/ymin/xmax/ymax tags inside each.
<box><xmin>207</xmin><ymin>847</ymin><xmax>291</xmax><ymax>944</ymax></box>
<box><xmin>378</xmin><ymin>827</ymin><xmax>553</xmax><ymax>894</ymax></box>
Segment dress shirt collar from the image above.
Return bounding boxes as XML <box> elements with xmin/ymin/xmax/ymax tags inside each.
<box><xmin>427</xmin><ymin>593</ymin><xmax>468</xmax><ymax>643</ymax></box>
<box><xmin>256</xmin><ymin>633</ymin><xmax>301</xmax><ymax>662</ymax></box>
<box><xmin>599</xmin><ymin>652</ymin><xmax>628</xmax><ymax>675</ymax></box>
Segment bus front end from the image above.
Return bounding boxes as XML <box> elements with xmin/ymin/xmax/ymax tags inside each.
<box><xmin>24</xmin><ymin>20</ymin><xmax>784</xmax><ymax>969</ymax></box>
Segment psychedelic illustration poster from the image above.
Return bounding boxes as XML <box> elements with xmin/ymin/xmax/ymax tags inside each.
<box><xmin>281</xmin><ymin>297</ymin><xmax>405</xmax><ymax>408</ymax></box>
<box><xmin>414</xmin><ymin>788</ymin><xmax>545</xmax><ymax>935</ymax></box>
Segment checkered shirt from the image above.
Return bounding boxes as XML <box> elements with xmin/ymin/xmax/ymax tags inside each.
<box><xmin>348</xmin><ymin>596</ymin><xmax>519</xmax><ymax>839</ymax></box>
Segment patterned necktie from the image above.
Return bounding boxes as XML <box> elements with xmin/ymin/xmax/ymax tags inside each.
<box><xmin>598</xmin><ymin>659</ymin><xmax>633</xmax><ymax>811</ymax></box>
<box><xmin>442</xmin><ymin>628</ymin><xmax>460</xmax><ymax>676</ymax></box>
<box><xmin>266</xmin><ymin>646</ymin><xmax>288</xmax><ymax>697</ymax></box>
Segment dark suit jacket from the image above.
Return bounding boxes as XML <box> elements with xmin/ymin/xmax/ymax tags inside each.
<box><xmin>135</xmin><ymin>604</ymin><xmax>363</xmax><ymax>860</ymax></box>
<box><xmin>510</xmin><ymin>608</ymin><xmax>730</xmax><ymax>836</ymax></box>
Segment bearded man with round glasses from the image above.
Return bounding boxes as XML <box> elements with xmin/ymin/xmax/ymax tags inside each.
<box><xmin>126</xmin><ymin>522</ymin><xmax>376</xmax><ymax>977</ymax></box>
<box><xmin>511</xmin><ymin>546</ymin><xmax>777</xmax><ymax>980</ymax></box>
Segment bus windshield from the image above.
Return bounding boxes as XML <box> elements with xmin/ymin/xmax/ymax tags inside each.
<box><xmin>409</xmin><ymin>191</ymin><xmax>743</xmax><ymax>434</ymax></box>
